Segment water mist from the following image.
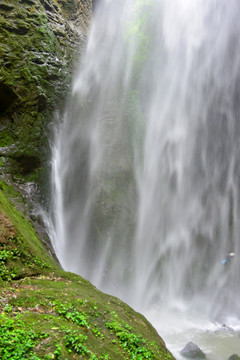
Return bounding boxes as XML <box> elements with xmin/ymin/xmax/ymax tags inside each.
<box><xmin>51</xmin><ymin>1</ymin><xmax>240</xmax><ymax>358</ymax></box>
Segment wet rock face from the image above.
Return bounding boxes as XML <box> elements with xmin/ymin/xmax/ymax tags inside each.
<box><xmin>0</xmin><ymin>83</ymin><xmax>17</xmax><ymax>115</ymax></box>
<box><xmin>0</xmin><ymin>0</ymin><xmax>91</xmax><ymax>188</ymax></box>
<box><xmin>180</xmin><ymin>342</ymin><xmax>206</xmax><ymax>359</ymax></box>
<box><xmin>228</xmin><ymin>355</ymin><xmax>240</xmax><ymax>360</ymax></box>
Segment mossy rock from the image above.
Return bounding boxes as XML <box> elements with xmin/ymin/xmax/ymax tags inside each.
<box><xmin>0</xmin><ymin>183</ymin><xmax>175</xmax><ymax>359</ymax></box>
<box><xmin>0</xmin><ymin>0</ymin><xmax>91</xmax><ymax>191</ymax></box>
<box><xmin>0</xmin><ymin>181</ymin><xmax>57</xmax><ymax>283</ymax></box>
<box><xmin>0</xmin><ymin>274</ymin><xmax>175</xmax><ymax>359</ymax></box>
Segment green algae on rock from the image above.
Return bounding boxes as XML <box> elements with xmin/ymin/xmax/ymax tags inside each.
<box><xmin>0</xmin><ymin>182</ymin><xmax>58</xmax><ymax>284</ymax></box>
<box><xmin>0</xmin><ymin>0</ymin><xmax>91</xmax><ymax>188</ymax></box>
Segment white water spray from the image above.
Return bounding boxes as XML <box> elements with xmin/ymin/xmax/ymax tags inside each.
<box><xmin>51</xmin><ymin>0</ymin><xmax>240</xmax><ymax>358</ymax></box>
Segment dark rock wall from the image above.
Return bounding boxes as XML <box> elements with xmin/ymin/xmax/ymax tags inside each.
<box><xmin>0</xmin><ymin>0</ymin><xmax>91</xmax><ymax>193</ymax></box>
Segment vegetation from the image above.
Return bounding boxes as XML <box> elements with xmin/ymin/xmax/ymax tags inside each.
<box><xmin>0</xmin><ymin>0</ymin><xmax>91</xmax><ymax>186</ymax></box>
<box><xmin>0</xmin><ymin>273</ymin><xmax>174</xmax><ymax>359</ymax></box>
<box><xmin>0</xmin><ymin>183</ymin><xmax>175</xmax><ymax>359</ymax></box>
<box><xmin>0</xmin><ymin>1</ymin><xmax>175</xmax><ymax>359</ymax></box>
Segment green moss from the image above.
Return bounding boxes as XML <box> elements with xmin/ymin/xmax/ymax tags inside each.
<box><xmin>0</xmin><ymin>130</ymin><xmax>15</xmax><ymax>147</ymax></box>
<box><xmin>0</xmin><ymin>183</ymin><xmax>57</xmax><ymax>271</ymax></box>
<box><xmin>0</xmin><ymin>182</ymin><xmax>174</xmax><ymax>359</ymax></box>
<box><xmin>0</xmin><ymin>313</ymin><xmax>49</xmax><ymax>360</ymax></box>
<box><xmin>0</xmin><ymin>274</ymin><xmax>174</xmax><ymax>359</ymax></box>
<box><xmin>0</xmin><ymin>0</ymin><xmax>86</xmax><ymax>184</ymax></box>
<box><xmin>0</xmin><ymin>181</ymin><xmax>20</xmax><ymax>198</ymax></box>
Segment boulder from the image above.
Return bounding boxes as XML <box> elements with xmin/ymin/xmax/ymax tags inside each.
<box><xmin>222</xmin><ymin>324</ymin><xmax>235</xmax><ymax>332</ymax></box>
<box><xmin>180</xmin><ymin>342</ymin><xmax>206</xmax><ymax>359</ymax></box>
<box><xmin>228</xmin><ymin>355</ymin><xmax>240</xmax><ymax>360</ymax></box>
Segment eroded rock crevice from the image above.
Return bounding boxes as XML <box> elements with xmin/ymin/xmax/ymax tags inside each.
<box><xmin>0</xmin><ymin>83</ymin><xmax>17</xmax><ymax>115</ymax></box>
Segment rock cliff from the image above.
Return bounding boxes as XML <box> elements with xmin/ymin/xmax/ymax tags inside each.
<box><xmin>0</xmin><ymin>0</ymin><xmax>91</xmax><ymax>194</ymax></box>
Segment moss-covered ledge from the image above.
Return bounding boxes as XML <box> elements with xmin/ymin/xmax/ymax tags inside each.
<box><xmin>0</xmin><ymin>185</ymin><xmax>175</xmax><ymax>359</ymax></box>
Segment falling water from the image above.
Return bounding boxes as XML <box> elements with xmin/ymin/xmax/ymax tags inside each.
<box><xmin>51</xmin><ymin>0</ymin><xmax>240</xmax><ymax>358</ymax></box>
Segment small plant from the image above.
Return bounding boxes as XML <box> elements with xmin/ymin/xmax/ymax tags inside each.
<box><xmin>64</xmin><ymin>330</ymin><xmax>90</xmax><ymax>356</ymax></box>
<box><xmin>92</xmin><ymin>325</ymin><xmax>101</xmax><ymax>337</ymax></box>
<box><xmin>0</xmin><ymin>248</ymin><xmax>18</xmax><ymax>261</ymax></box>
<box><xmin>105</xmin><ymin>313</ymin><xmax>155</xmax><ymax>359</ymax></box>
<box><xmin>52</xmin><ymin>301</ymin><xmax>90</xmax><ymax>328</ymax></box>
<box><xmin>0</xmin><ymin>262</ymin><xmax>16</xmax><ymax>281</ymax></box>
<box><xmin>53</xmin><ymin>343</ymin><xmax>62</xmax><ymax>359</ymax></box>
<box><xmin>0</xmin><ymin>313</ymin><xmax>48</xmax><ymax>359</ymax></box>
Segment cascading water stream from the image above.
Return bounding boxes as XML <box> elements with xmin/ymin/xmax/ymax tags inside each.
<box><xmin>50</xmin><ymin>0</ymin><xmax>240</xmax><ymax>358</ymax></box>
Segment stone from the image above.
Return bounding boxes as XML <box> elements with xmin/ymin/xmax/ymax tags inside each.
<box><xmin>222</xmin><ymin>324</ymin><xmax>235</xmax><ymax>332</ymax></box>
<box><xmin>0</xmin><ymin>83</ymin><xmax>17</xmax><ymax>115</ymax></box>
<box><xmin>0</xmin><ymin>2</ymin><xmax>14</xmax><ymax>11</ymax></box>
<box><xmin>0</xmin><ymin>0</ymin><xmax>91</xmax><ymax>191</ymax></box>
<box><xmin>180</xmin><ymin>342</ymin><xmax>206</xmax><ymax>359</ymax></box>
<box><xmin>228</xmin><ymin>355</ymin><xmax>240</xmax><ymax>360</ymax></box>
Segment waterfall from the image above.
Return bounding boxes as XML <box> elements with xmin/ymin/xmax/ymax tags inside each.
<box><xmin>51</xmin><ymin>0</ymin><xmax>240</xmax><ymax>333</ymax></box>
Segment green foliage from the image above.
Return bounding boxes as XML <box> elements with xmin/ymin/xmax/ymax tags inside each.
<box><xmin>0</xmin><ymin>184</ymin><xmax>174</xmax><ymax>360</ymax></box>
<box><xmin>64</xmin><ymin>330</ymin><xmax>90</xmax><ymax>355</ymax></box>
<box><xmin>0</xmin><ymin>181</ymin><xmax>20</xmax><ymax>199</ymax></box>
<box><xmin>0</xmin><ymin>272</ymin><xmax>174</xmax><ymax>359</ymax></box>
<box><xmin>106</xmin><ymin>312</ymin><xmax>155</xmax><ymax>359</ymax></box>
<box><xmin>0</xmin><ymin>262</ymin><xmax>16</xmax><ymax>281</ymax></box>
<box><xmin>0</xmin><ymin>234</ymin><xmax>49</xmax><ymax>282</ymax></box>
<box><xmin>53</xmin><ymin>301</ymin><xmax>90</xmax><ymax>328</ymax></box>
<box><xmin>0</xmin><ymin>313</ymin><xmax>47</xmax><ymax>360</ymax></box>
<box><xmin>0</xmin><ymin>247</ymin><xmax>18</xmax><ymax>261</ymax></box>
<box><xmin>52</xmin><ymin>343</ymin><xmax>62</xmax><ymax>359</ymax></box>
